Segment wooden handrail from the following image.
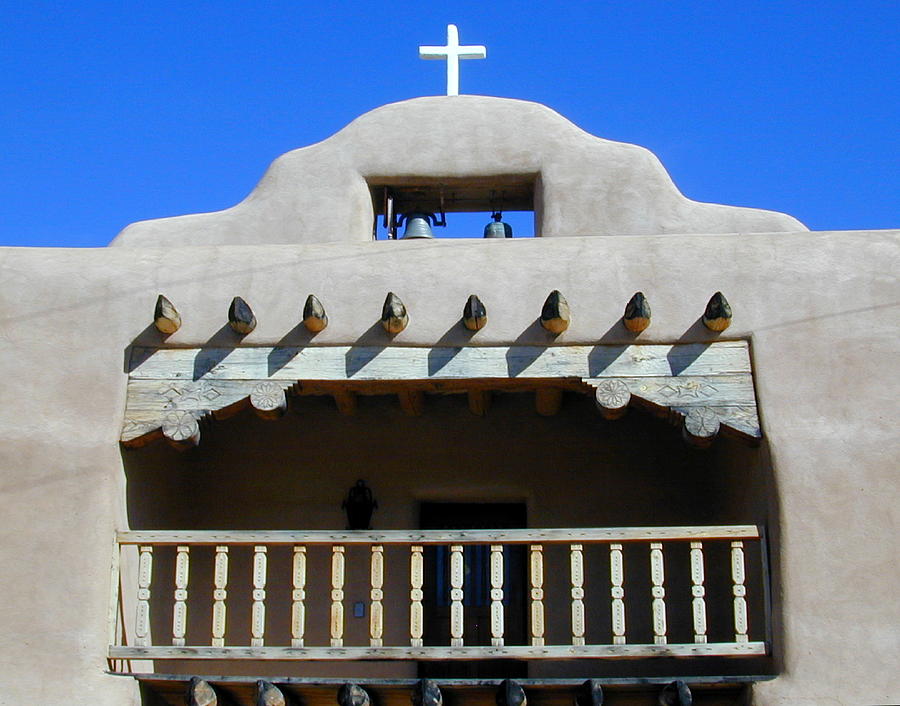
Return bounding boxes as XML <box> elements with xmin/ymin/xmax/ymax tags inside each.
<box><xmin>117</xmin><ymin>525</ymin><xmax>759</xmax><ymax>546</ymax></box>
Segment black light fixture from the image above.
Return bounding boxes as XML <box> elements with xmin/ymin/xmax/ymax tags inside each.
<box><xmin>342</xmin><ymin>479</ymin><xmax>378</xmax><ymax>530</ymax></box>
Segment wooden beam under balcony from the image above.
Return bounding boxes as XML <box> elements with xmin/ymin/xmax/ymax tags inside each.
<box><xmin>121</xmin><ymin>341</ymin><xmax>762</xmax><ymax>447</ymax></box>
<box><xmin>135</xmin><ymin>676</ymin><xmax>768</xmax><ymax>706</ymax></box>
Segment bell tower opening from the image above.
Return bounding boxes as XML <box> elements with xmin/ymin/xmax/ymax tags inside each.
<box><xmin>368</xmin><ymin>175</ymin><xmax>538</xmax><ymax>240</ymax></box>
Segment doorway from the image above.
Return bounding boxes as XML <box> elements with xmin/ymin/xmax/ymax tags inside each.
<box><xmin>419</xmin><ymin>502</ymin><xmax>527</xmax><ymax>678</ymax></box>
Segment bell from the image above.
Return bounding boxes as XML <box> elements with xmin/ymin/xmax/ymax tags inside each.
<box><xmin>484</xmin><ymin>212</ymin><xmax>512</xmax><ymax>238</ymax></box>
<box><xmin>401</xmin><ymin>212</ymin><xmax>436</xmax><ymax>239</ymax></box>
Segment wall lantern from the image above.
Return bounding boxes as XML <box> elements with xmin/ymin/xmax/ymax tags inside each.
<box><xmin>342</xmin><ymin>479</ymin><xmax>378</xmax><ymax>530</ymax></box>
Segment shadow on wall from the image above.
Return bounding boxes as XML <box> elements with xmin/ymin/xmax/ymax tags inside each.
<box><xmin>120</xmin><ymin>392</ymin><xmax>781</xmax><ymax>680</ymax></box>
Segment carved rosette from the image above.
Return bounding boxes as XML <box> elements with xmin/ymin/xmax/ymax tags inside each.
<box><xmin>594</xmin><ymin>379</ymin><xmax>631</xmax><ymax>419</ymax></box>
<box><xmin>161</xmin><ymin>410</ymin><xmax>200</xmax><ymax>449</ymax></box>
<box><xmin>682</xmin><ymin>407</ymin><xmax>721</xmax><ymax>447</ymax></box>
<box><xmin>250</xmin><ymin>381</ymin><xmax>288</xmax><ymax>419</ymax></box>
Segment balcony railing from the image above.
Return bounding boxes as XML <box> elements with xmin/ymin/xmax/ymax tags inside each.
<box><xmin>108</xmin><ymin>526</ymin><xmax>768</xmax><ymax>662</ymax></box>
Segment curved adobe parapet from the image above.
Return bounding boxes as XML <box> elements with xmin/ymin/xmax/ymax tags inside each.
<box><xmin>110</xmin><ymin>96</ymin><xmax>805</xmax><ymax>247</ymax></box>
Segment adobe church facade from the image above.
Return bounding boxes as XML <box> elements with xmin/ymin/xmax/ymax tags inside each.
<box><xmin>0</xmin><ymin>94</ymin><xmax>896</xmax><ymax>705</ymax></box>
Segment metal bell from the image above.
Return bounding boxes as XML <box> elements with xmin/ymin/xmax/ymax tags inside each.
<box><xmin>401</xmin><ymin>212</ymin><xmax>436</xmax><ymax>239</ymax></box>
<box><xmin>484</xmin><ymin>212</ymin><xmax>512</xmax><ymax>238</ymax></box>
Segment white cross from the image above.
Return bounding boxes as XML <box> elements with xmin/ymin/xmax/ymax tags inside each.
<box><xmin>419</xmin><ymin>24</ymin><xmax>486</xmax><ymax>96</ymax></box>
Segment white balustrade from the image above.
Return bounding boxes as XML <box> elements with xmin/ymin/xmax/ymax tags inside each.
<box><xmin>111</xmin><ymin>526</ymin><xmax>766</xmax><ymax>662</ymax></box>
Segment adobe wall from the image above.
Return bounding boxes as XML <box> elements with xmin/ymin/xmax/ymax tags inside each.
<box><xmin>0</xmin><ymin>229</ymin><xmax>897</xmax><ymax>704</ymax></box>
<box><xmin>109</xmin><ymin>97</ymin><xmax>805</xmax><ymax>248</ymax></box>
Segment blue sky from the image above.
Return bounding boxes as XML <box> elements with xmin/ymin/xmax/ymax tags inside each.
<box><xmin>0</xmin><ymin>1</ymin><xmax>897</xmax><ymax>246</ymax></box>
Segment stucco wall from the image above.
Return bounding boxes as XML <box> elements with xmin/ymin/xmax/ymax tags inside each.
<box><xmin>0</xmin><ymin>229</ymin><xmax>897</xmax><ymax>704</ymax></box>
<box><xmin>109</xmin><ymin>97</ymin><xmax>805</xmax><ymax>248</ymax></box>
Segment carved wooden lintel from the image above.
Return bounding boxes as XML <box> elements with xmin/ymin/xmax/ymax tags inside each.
<box><xmin>303</xmin><ymin>295</ymin><xmax>328</xmax><ymax>333</ymax></box>
<box><xmin>382</xmin><ymin>292</ymin><xmax>409</xmax><ymax>334</ymax></box>
<box><xmin>122</xmin><ymin>342</ymin><xmax>761</xmax><ymax>448</ymax></box>
<box><xmin>154</xmin><ymin>294</ymin><xmax>182</xmax><ymax>334</ymax></box>
<box><xmin>703</xmin><ymin>292</ymin><xmax>732</xmax><ymax>332</ymax></box>
<box><xmin>229</xmin><ymin>297</ymin><xmax>257</xmax><ymax>335</ymax></box>
<box><xmin>540</xmin><ymin>290</ymin><xmax>570</xmax><ymax>334</ymax></box>
<box><xmin>463</xmin><ymin>294</ymin><xmax>487</xmax><ymax>331</ymax></box>
<box><xmin>623</xmin><ymin>291</ymin><xmax>651</xmax><ymax>333</ymax></box>
<box><xmin>187</xmin><ymin>677</ymin><xmax>217</xmax><ymax>706</ymax></box>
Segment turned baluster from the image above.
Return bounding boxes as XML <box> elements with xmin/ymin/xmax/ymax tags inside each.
<box><xmin>609</xmin><ymin>543</ymin><xmax>626</xmax><ymax>644</ymax></box>
<box><xmin>135</xmin><ymin>546</ymin><xmax>153</xmax><ymax>647</ymax></box>
<box><xmin>331</xmin><ymin>545</ymin><xmax>345</xmax><ymax>647</ymax></box>
<box><xmin>490</xmin><ymin>545</ymin><xmax>505</xmax><ymax>646</ymax></box>
<box><xmin>690</xmin><ymin>542</ymin><xmax>707</xmax><ymax>643</ymax></box>
<box><xmin>530</xmin><ymin>545</ymin><xmax>545</xmax><ymax>647</ymax></box>
<box><xmin>410</xmin><ymin>545</ymin><xmax>424</xmax><ymax>647</ymax></box>
<box><xmin>211</xmin><ymin>546</ymin><xmax>228</xmax><ymax>647</ymax></box>
<box><xmin>732</xmin><ymin>541</ymin><xmax>749</xmax><ymax>642</ymax></box>
<box><xmin>570</xmin><ymin>544</ymin><xmax>585</xmax><ymax>646</ymax></box>
<box><xmin>370</xmin><ymin>545</ymin><xmax>384</xmax><ymax>647</ymax></box>
<box><xmin>449</xmin><ymin>545</ymin><xmax>465</xmax><ymax>646</ymax></box>
<box><xmin>650</xmin><ymin>543</ymin><xmax>667</xmax><ymax>645</ymax></box>
<box><xmin>291</xmin><ymin>546</ymin><xmax>306</xmax><ymax>647</ymax></box>
<box><xmin>250</xmin><ymin>546</ymin><xmax>267</xmax><ymax>647</ymax></box>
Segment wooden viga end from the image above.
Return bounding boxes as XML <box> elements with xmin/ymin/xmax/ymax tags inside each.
<box><xmin>120</xmin><ymin>341</ymin><xmax>761</xmax><ymax>449</ymax></box>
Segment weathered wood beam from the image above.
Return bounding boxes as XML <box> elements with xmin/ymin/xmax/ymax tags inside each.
<box><xmin>593</xmin><ymin>380</ymin><xmax>631</xmax><ymax>420</ymax></box>
<box><xmin>398</xmin><ymin>390</ymin><xmax>425</xmax><ymax>416</ymax></box>
<box><xmin>682</xmin><ymin>407</ymin><xmax>721</xmax><ymax>448</ymax></box>
<box><xmin>162</xmin><ymin>411</ymin><xmax>200</xmax><ymax>450</ymax></box>
<box><xmin>333</xmin><ymin>390</ymin><xmax>357</xmax><ymax>415</ymax></box>
<box><xmin>381</xmin><ymin>292</ymin><xmax>409</xmax><ymax>334</ymax></box>
<box><xmin>623</xmin><ymin>291</ymin><xmax>651</xmax><ymax>333</ymax></box>
<box><xmin>154</xmin><ymin>294</ymin><xmax>182</xmax><ymax>334</ymax></box>
<box><xmin>303</xmin><ymin>294</ymin><xmax>328</xmax><ymax>333</ymax></box>
<box><xmin>703</xmin><ymin>291</ymin><xmax>732</xmax><ymax>332</ymax></box>
<box><xmin>535</xmin><ymin>387</ymin><xmax>563</xmax><ymax>416</ymax></box>
<box><xmin>337</xmin><ymin>684</ymin><xmax>370</xmax><ymax>706</ymax></box>
<box><xmin>186</xmin><ymin>677</ymin><xmax>217</xmax><ymax>706</ymax></box>
<box><xmin>122</xmin><ymin>342</ymin><xmax>762</xmax><ymax>446</ymax></box>
<box><xmin>576</xmin><ymin>679</ymin><xmax>604</xmax><ymax>706</ymax></box>
<box><xmin>250</xmin><ymin>382</ymin><xmax>288</xmax><ymax>420</ymax></box>
<box><xmin>462</xmin><ymin>294</ymin><xmax>487</xmax><ymax>331</ymax></box>
<box><xmin>540</xmin><ymin>290</ymin><xmax>570</xmax><ymax>334</ymax></box>
<box><xmin>256</xmin><ymin>680</ymin><xmax>286</xmax><ymax>706</ymax></box>
<box><xmin>228</xmin><ymin>296</ymin><xmax>257</xmax><ymax>335</ymax></box>
<box><xmin>467</xmin><ymin>389</ymin><xmax>491</xmax><ymax>416</ymax></box>
<box><xmin>412</xmin><ymin>679</ymin><xmax>442</xmax><ymax>706</ymax></box>
<box><xmin>659</xmin><ymin>680</ymin><xmax>692</xmax><ymax>706</ymax></box>
<box><xmin>497</xmin><ymin>679</ymin><xmax>526</xmax><ymax>706</ymax></box>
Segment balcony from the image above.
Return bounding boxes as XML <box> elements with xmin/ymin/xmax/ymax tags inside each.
<box><xmin>108</xmin><ymin>525</ymin><xmax>768</xmax><ymax>666</ymax></box>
